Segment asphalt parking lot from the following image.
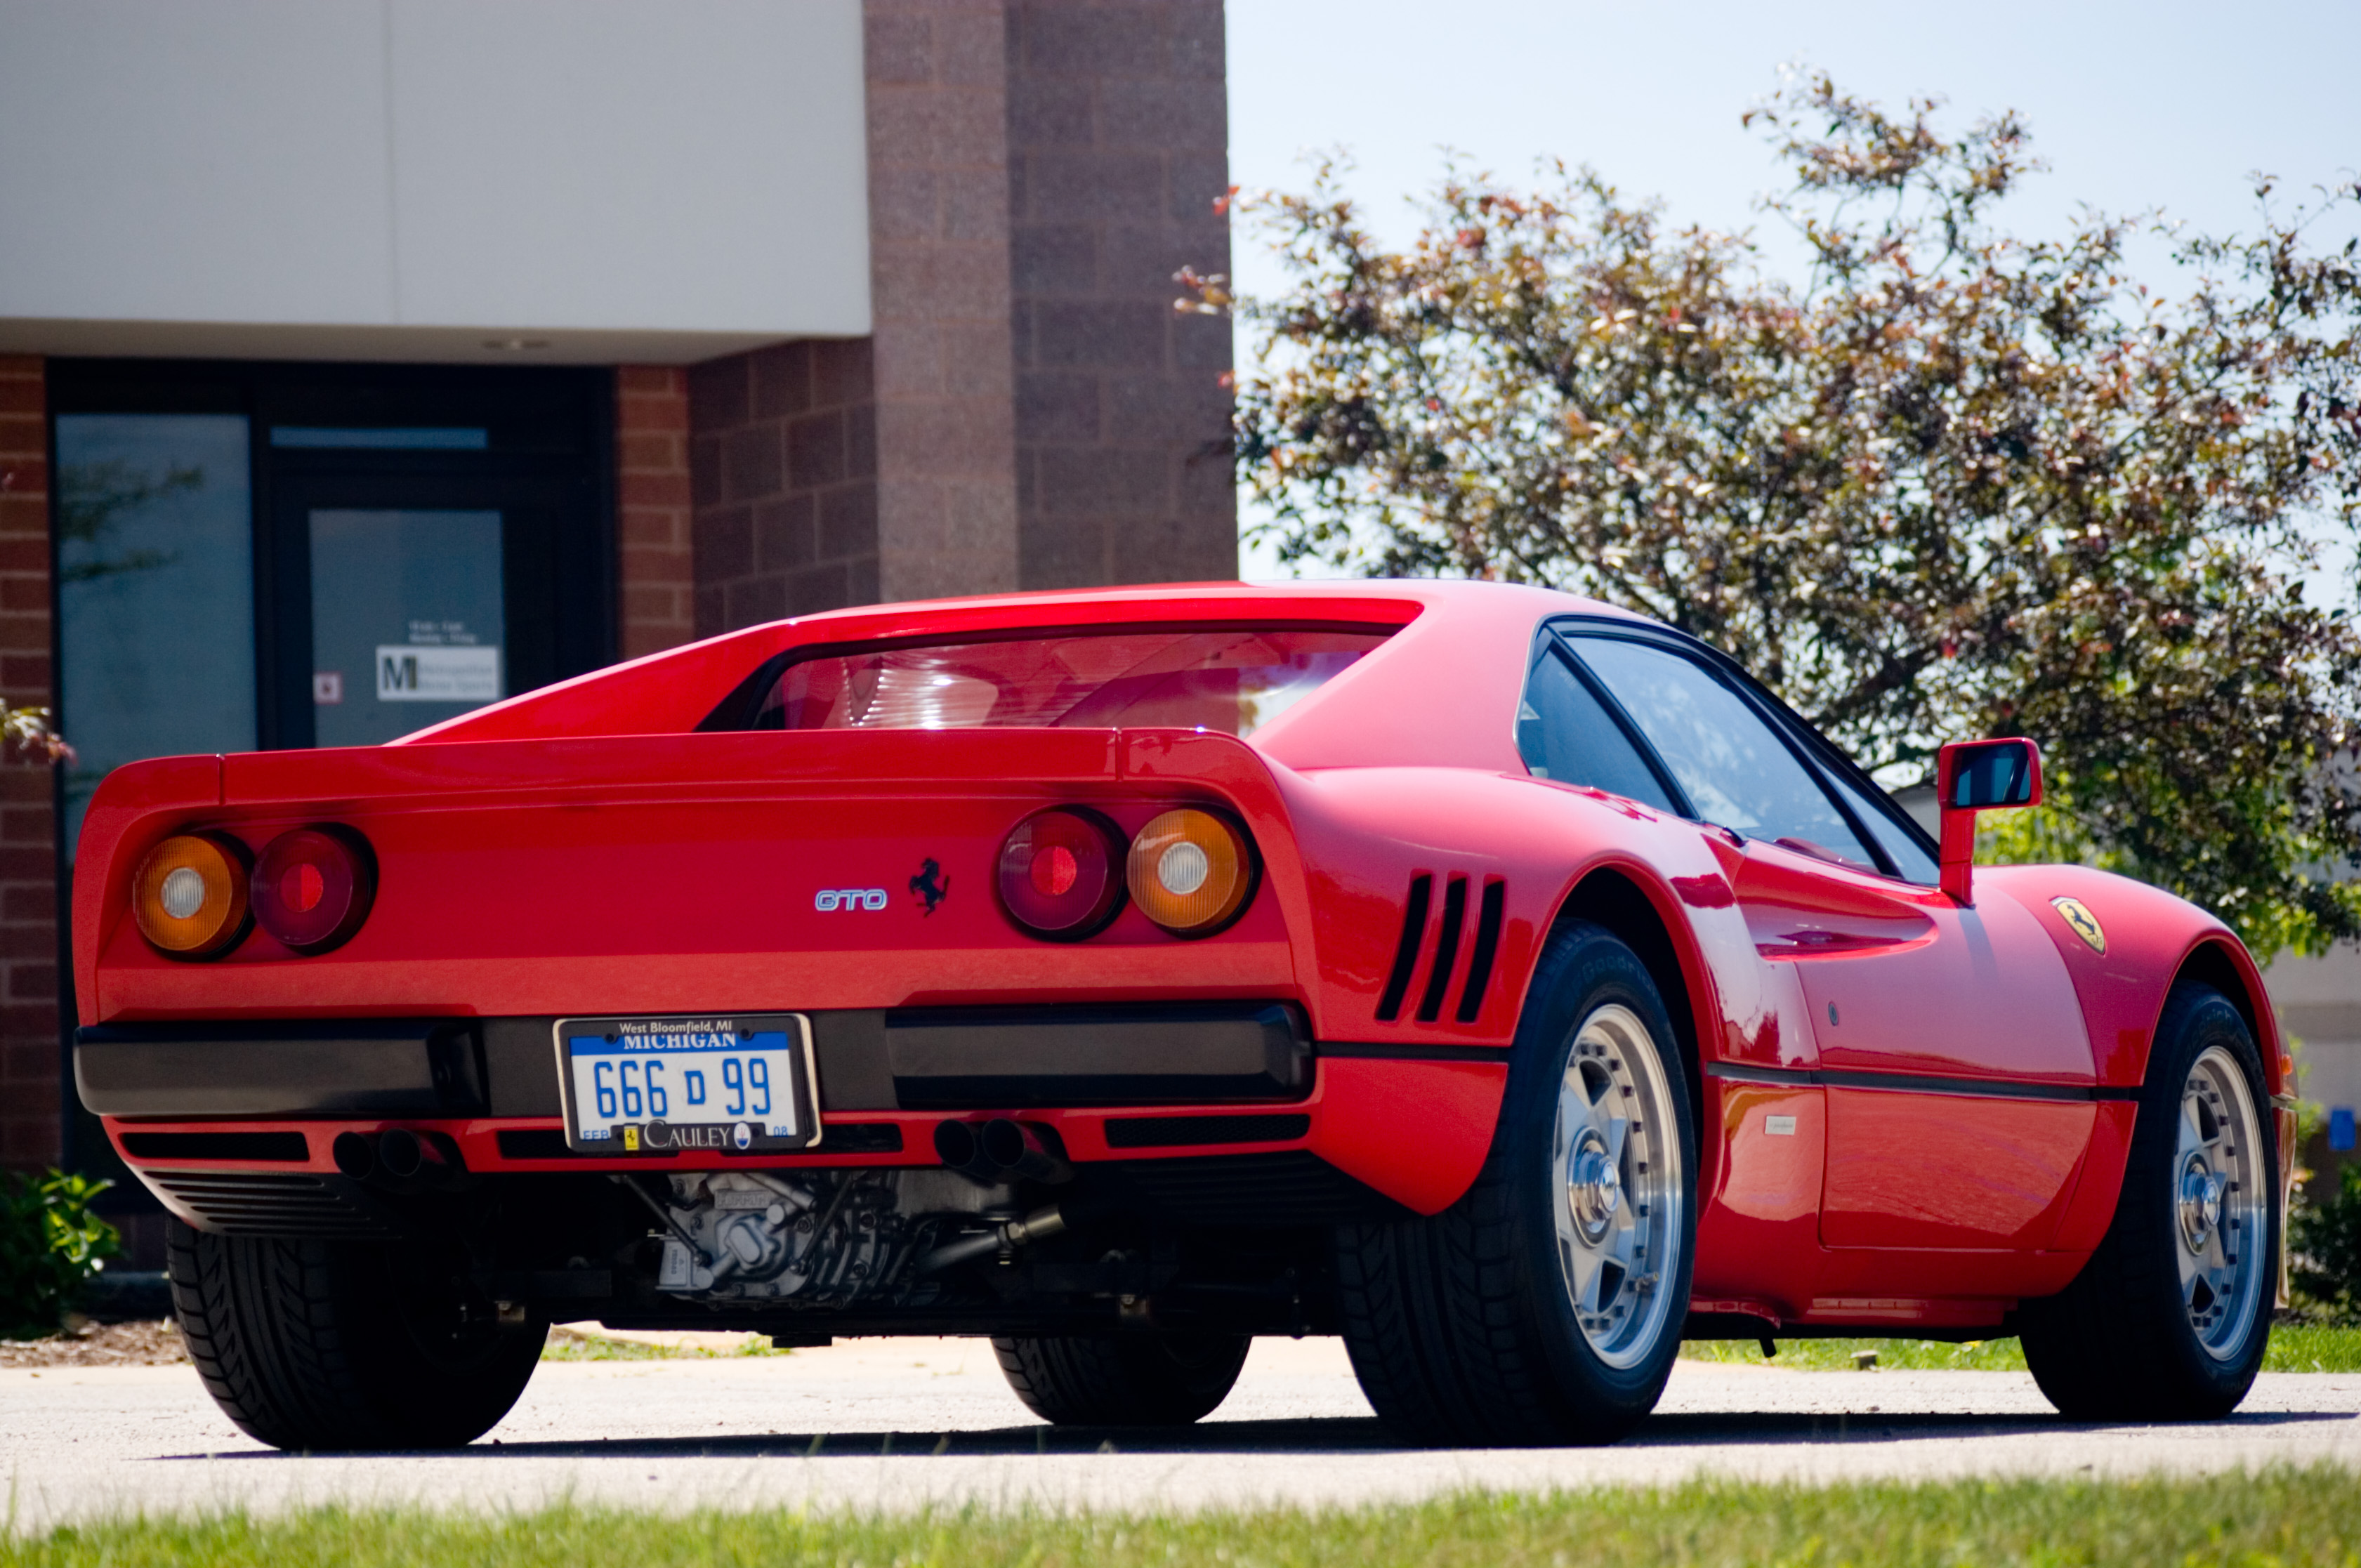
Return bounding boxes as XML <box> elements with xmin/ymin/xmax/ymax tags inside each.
<box><xmin>5</xmin><ymin>1336</ymin><xmax>2358</xmax><ymax>1531</ymax></box>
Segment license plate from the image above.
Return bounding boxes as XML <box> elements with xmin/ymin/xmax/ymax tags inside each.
<box><xmin>553</xmin><ymin>1014</ymin><xmax>821</xmax><ymax>1155</ymax></box>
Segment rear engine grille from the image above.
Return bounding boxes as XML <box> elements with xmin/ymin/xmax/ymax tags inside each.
<box><xmin>1109</xmin><ymin>1151</ymin><xmax>1409</xmax><ymax>1226</ymax></box>
<box><xmin>1103</xmin><ymin>1114</ymin><xmax>1311</xmax><ymax>1149</ymax></box>
<box><xmin>143</xmin><ymin>1171</ymin><xmax>398</xmax><ymax>1239</ymax></box>
<box><xmin>119</xmin><ymin>1131</ymin><xmax>310</xmax><ymax>1162</ymax></box>
<box><xmin>1379</xmin><ymin>872</ymin><xmax>1508</xmax><ymax>1025</ymax></box>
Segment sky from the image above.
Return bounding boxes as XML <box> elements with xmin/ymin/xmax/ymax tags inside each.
<box><xmin>1223</xmin><ymin>0</ymin><xmax>2361</xmax><ymax>579</ymax></box>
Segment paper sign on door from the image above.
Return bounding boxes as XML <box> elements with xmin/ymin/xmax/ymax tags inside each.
<box><xmin>376</xmin><ymin>645</ymin><xmax>501</xmax><ymax>702</ymax></box>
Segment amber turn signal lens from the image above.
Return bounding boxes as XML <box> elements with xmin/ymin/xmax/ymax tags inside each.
<box><xmin>253</xmin><ymin>826</ymin><xmax>376</xmax><ymax>954</ymax></box>
<box><xmin>997</xmin><ymin>807</ymin><xmax>1127</xmax><ymax>940</ymax></box>
<box><xmin>1127</xmin><ymin>808</ymin><xmax>1255</xmax><ymax>936</ymax></box>
<box><xmin>132</xmin><ymin>833</ymin><xmax>253</xmax><ymax>959</ymax></box>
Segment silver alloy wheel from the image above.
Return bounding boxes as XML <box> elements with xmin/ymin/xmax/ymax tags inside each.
<box><xmin>2174</xmin><ymin>1043</ymin><xmax>2267</xmax><ymax>1362</ymax></box>
<box><xmin>1551</xmin><ymin>1002</ymin><xmax>1684</xmax><ymax>1369</ymax></box>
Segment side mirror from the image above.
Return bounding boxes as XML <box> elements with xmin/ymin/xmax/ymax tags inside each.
<box><xmin>1935</xmin><ymin>737</ymin><xmax>2042</xmax><ymax>904</ymax></box>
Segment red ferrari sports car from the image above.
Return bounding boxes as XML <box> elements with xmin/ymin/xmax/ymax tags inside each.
<box><xmin>74</xmin><ymin>580</ymin><xmax>2292</xmax><ymax>1449</ymax></box>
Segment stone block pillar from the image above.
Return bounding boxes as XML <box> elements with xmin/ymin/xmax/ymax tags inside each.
<box><xmin>688</xmin><ymin>0</ymin><xmax>1237</xmax><ymax>633</ymax></box>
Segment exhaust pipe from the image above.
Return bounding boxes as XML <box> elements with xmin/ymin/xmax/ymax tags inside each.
<box><xmin>333</xmin><ymin>1127</ymin><xmax>465</xmax><ymax>1190</ymax></box>
<box><xmin>980</xmin><ymin>1119</ymin><xmax>1072</xmax><ymax>1184</ymax></box>
<box><xmin>933</xmin><ymin>1118</ymin><xmax>1072</xmax><ymax>1184</ymax></box>
<box><xmin>916</xmin><ymin>1204</ymin><xmax>1067</xmax><ymax>1274</ymax></box>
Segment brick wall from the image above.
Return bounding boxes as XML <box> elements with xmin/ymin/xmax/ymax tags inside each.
<box><xmin>614</xmin><ymin>368</ymin><xmax>697</xmax><ymax>659</ymax></box>
<box><xmin>688</xmin><ymin>341</ymin><xmax>881</xmax><ymax>637</ymax></box>
<box><xmin>0</xmin><ymin>357</ymin><xmax>58</xmax><ymax>1169</ymax></box>
<box><xmin>1006</xmin><ymin>0</ymin><xmax>1235</xmax><ymax>586</ymax></box>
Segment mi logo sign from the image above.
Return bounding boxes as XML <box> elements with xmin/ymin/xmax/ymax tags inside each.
<box><xmin>376</xmin><ymin>645</ymin><xmax>501</xmax><ymax>704</ymax></box>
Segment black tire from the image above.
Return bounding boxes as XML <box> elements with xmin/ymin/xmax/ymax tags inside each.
<box><xmin>2018</xmin><ymin>982</ymin><xmax>2277</xmax><ymax>1421</ymax></box>
<box><xmin>167</xmin><ymin>1219</ymin><xmax>545</xmax><ymax>1451</ymax></box>
<box><xmin>991</xmin><ymin>1332</ymin><xmax>1251</xmax><ymax>1425</ymax></box>
<box><xmin>1334</xmin><ymin>920</ymin><xmax>1697</xmax><ymax>1446</ymax></box>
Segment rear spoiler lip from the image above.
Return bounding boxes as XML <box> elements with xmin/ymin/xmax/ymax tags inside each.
<box><xmin>209</xmin><ymin>726</ymin><xmax>1294</xmax><ymax>808</ymax></box>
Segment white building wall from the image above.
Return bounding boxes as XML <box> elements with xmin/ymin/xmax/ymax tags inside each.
<box><xmin>0</xmin><ymin>0</ymin><xmax>871</xmax><ymax>364</ymax></box>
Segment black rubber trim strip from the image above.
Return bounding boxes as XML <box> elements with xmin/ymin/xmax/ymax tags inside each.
<box><xmin>1416</xmin><ymin>875</ymin><xmax>1468</xmax><ymax>1023</ymax></box>
<box><xmin>1455</xmin><ymin>877</ymin><xmax>1506</xmax><ymax>1023</ymax></box>
<box><xmin>1375</xmin><ymin>874</ymin><xmax>1432</xmax><ymax>1022</ymax></box>
<box><xmin>1706</xmin><ymin>1061</ymin><xmax>2140</xmax><ymax>1102</ymax></box>
<box><xmin>1317</xmin><ymin>1040</ymin><xmax>1511</xmax><ymax>1060</ymax></box>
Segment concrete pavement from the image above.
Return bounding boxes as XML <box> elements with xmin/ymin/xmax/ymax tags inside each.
<box><xmin>5</xmin><ymin>1336</ymin><xmax>2359</xmax><ymax>1531</ymax></box>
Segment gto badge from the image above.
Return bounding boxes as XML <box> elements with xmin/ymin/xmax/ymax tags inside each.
<box><xmin>815</xmin><ymin>888</ymin><xmax>889</xmax><ymax>911</ymax></box>
<box><xmin>2051</xmin><ymin>896</ymin><xmax>2107</xmax><ymax>954</ymax></box>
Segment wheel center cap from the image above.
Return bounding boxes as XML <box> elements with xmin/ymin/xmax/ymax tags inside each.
<box><xmin>2179</xmin><ymin>1155</ymin><xmax>2223</xmax><ymax>1253</ymax></box>
<box><xmin>1567</xmin><ymin>1131</ymin><xmax>1621</xmax><ymax>1243</ymax></box>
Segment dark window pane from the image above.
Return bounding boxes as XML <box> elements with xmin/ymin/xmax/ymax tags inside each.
<box><xmin>741</xmin><ymin>628</ymin><xmax>1391</xmax><ymax>737</ymax></box>
<box><xmin>55</xmin><ymin>414</ymin><xmax>257</xmax><ymax>857</ymax></box>
<box><xmin>310</xmin><ymin>509</ymin><xmax>506</xmax><ymax>747</ymax></box>
<box><xmin>1515</xmin><ymin>648</ymin><xmax>1676</xmax><ymax>811</ymax></box>
<box><xmin>1572</xmin><ymin>635</ymin><xmax>1876</xmax><ymax>869</ymax></box>
<box><xmin>1822</xmin><ymin>767</ymin><xmax>1942</xmax><ymax>884</ymax></box>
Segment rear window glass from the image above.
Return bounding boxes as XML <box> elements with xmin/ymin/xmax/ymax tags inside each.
<box><xmin>720</xmin><ymin>627</ymin><xmax>1394</xmax><ymax>737</ymax></box>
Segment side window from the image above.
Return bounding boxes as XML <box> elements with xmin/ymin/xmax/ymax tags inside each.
<box><xmin>1820</xmin><ymin>767</ymin><xmax>1941</xmax><ymax>884</ymax></box>
<box><xmin>1570</xmin><ymin>635</ymin><xmax>1879</xmax><ymax>870</ymax></box>
<box><xmin>1516</xmin><ymin>647</ymin><xmax>1678</xmax><ymax>812</ymax></box>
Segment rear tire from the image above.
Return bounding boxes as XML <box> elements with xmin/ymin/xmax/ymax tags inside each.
<box><xmin>991</xmin><ymin>1332</ymin><xmax>1250</xmax><ymax>1425</ymax></box>
<box><xmin>1334</xmin><ymin>920</ymin><xmax>1697</xmax><ymax>1445</ymax></box>
<box><xmin>167</xmin><ymin>1219</ymin><xmax>545</xmax><ymax>1451</ymax></box>
<box><xmin>2018</xmin><ymin>982</ymin><xmax>2277</xmax><ymax>1420</ymax></box>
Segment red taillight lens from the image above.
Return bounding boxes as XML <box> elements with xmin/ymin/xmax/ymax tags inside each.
<box><xmin>252</xmin><ymin>826</ymin><xmax>376</xmax><ymax>954</ymax></box>
<box><xmin>997</xmin><ymin>808</ymin><xmax>1125</xmax><ymax>940</ymax></box>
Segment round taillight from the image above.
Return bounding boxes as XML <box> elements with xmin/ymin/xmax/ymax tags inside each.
<box><xmin>997</xmin><ymin>808</ymin><xmax>1126</xmax><ymax>940</ymax></box>
<box><xmin>132</xmin><ymin>833</ymin><xmax>252</xmax><ymax>959</ymax></box>
<box><xmin>252</xmin><ymin>826</ymin><xmax>376</xmax><ymax>954</ymax></box>
<box><xmin>1127</xmin><ymin>808</ymin><xmax>1256</xmax><ymax>937</ymax></box>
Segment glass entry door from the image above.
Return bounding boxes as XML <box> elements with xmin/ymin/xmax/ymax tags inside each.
<box><xmin>308</xmin><ymin>509</ymin><xmax>506</xmax><ymax>747</ymax></box>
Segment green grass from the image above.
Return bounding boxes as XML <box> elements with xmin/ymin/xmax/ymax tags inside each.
<box><xmin>1681</xmin><ymin>1322</ymin><xmax>2361</xmax><ymax>1373</ymax></box>
<box><xmin>1683</xmin><ymin>1336</ymin><xmax>2032</xmax><ymax>1371</ymax></box>
<box><xmin>538</xmin><ymin>1328</ymin><xmax>788</xmax><ymax>1362</ymax></box>
<box><xmin>11</xmin><ymin>1471</ymin><xmax>2361</xmax><ymax>1567</ymax></box>
<box><xmin>2263</xmin><ymin>1323</ymin><xmax>2361</xmax><ymax>1372</ymax></box>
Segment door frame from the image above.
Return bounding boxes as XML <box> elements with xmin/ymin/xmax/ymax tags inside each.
<box><xmin>45</xmin><ymin>357</ymin><xmax>616</xmax><ymax>1178</ymax></box>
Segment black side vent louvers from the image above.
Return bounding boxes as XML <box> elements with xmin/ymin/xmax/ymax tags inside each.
<box><xmin>1414</xmin><ymin>876</ymin><xmax>1470</xmax><ymax>1022</ymax></box>
<box><xmin>1374</xmin><ymin>874</ymin><xmax>1433</xmax><ymax>1021</ymax></box>
<box><xmin>1378</xmin><ymin>871</ymin><xmax>1508</xmax><ymax>1026</ymax></box>
<box><xmin>1456</xmin><ymin>878</ymin><xmax>1507</xmax><ymax>1022</ymax></box>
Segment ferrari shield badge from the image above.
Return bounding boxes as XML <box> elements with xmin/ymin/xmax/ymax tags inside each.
<box><xmin>2051</xmin><ymin>896</ymin><xmax>2106</xmax><ymax>955</ymax></box>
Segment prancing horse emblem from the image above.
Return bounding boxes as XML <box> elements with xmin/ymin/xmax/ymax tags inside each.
<box><xmin>2051</xmin><ymin>896</ymin><xmax>2106</xmax><ymax>955</ymax></box>
<box><xmin>910</xmin><ymin>857</ymin><xmax>950</xmax><ymax>916</ymax></box>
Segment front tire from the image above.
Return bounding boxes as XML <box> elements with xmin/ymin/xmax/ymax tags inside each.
<box><xmin>2019</xmin><ymin>982</ymin><xmax>2277</xmax><ymax>1420</ymax></box>
<box><xmin>168</xmin><ymin>1220</ymin><xmax>545</xmax><ymax>1451</ymax></box>
<box><xmin>1334</xmin><ymin>920</ymin><xmax>1697</xmax><ymax>1445</ymax></box>
<box><xmin>992</xmin><ymin>1332</ymin><xmax>1251</xmax><ymax>1425</ymax></box>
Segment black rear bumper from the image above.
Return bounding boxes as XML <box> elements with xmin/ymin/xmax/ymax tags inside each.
<box><xmin>77</xmin><ymin>1001</ymin><xmax>1314</xmax><ymax>1119</ymax></box>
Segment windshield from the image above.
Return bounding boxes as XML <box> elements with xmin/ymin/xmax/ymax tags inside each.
<box><xmin>716</xmin><ymin>626</ymin><xmax>1395</xmax><ymax>737</ymax></box>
